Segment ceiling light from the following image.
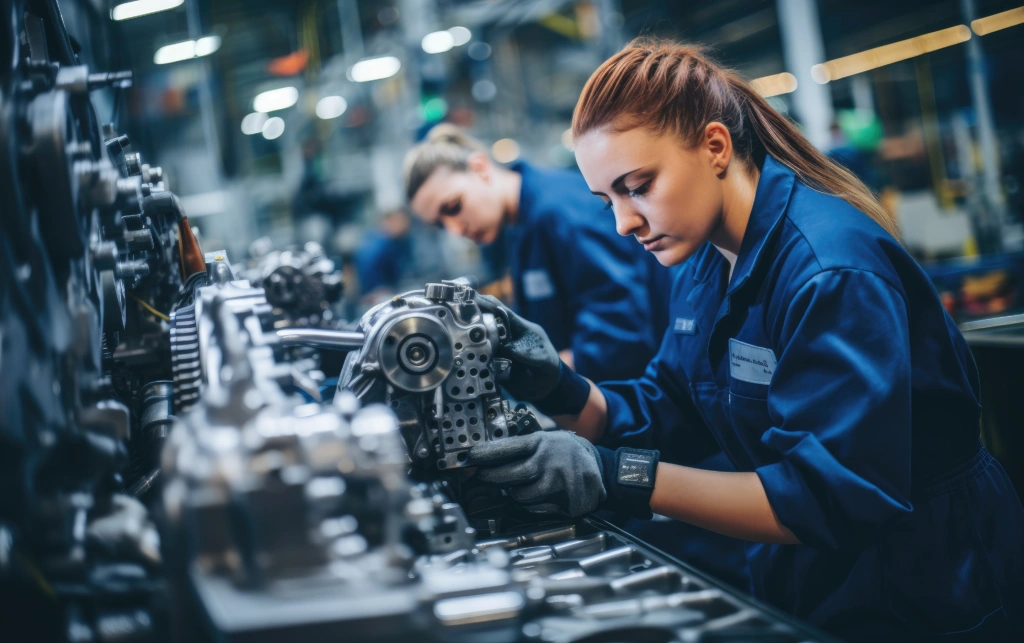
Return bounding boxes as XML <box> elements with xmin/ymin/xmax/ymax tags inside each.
<box><xmin>253</xmin><ymin>87</ymin><xmax>299</xmax><ymax>113</ymax></box>
<box><xmin>194</xmin><ymin>35</ymin><xmax>221</xmax><ymax>57</ymax></box>
<box><xmin>750</xmin><ymin>72</ymin><xmax>798</xmax><ymax>97</ymax></box>
<box><xmin>491</xmin><ymin>138</ymin><xmax>520</xmax><ymax>164</ymax></box>
<box><xmin>348</xmin><ymin>56</ymin><xmax>401</xmax><ymax>82</ymax></box>
<box><xmin>262</xmin><ymin>117</ymin><xmax>285</xmax><ymax>140</ymax></box>
<box><xmin>448</xmin><ymin>26</ymin><xmax>472</xmax><ymax>46</ymax></box>
<box><xmin>811</xmin><ymin>25</ymin><xmax>971</xmax><ymax>84</ymax></box>
<box><xmin>112</xmin><ymin>0</ymin><xmax>183</xmax><ymax>21</ymax></box>
<box><xmin>154</xmin><ymin>40</ymin><xmax>195</xmax><ymax>65</ymax></box>
<box><xmin>153</xmin><ymin>35</ymin><xmax>220</xmax><ymax>65</ymax></box>
<box><xmin>971</xmin><ymin>7</ymin><xmax>1024</xmax><ymax>35</ymax></box>
<box><xmin>241</xmin><ymin>112</ymin><xmax>268</xmax><ymax>135</ymax></box>
<box><xmin>422</xmin><ymin>31</ymin><xmax>455</xmax><ymax>54</ymax></box>
<box><xmin>316</xmin><ymin>96</ymin><xmax>348</xmax><ymax>120</ymax></box>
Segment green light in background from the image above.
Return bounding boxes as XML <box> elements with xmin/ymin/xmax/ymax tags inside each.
<box><xmin>422</xmin><ymin>96</ymin><xmax>448</xmax><ymax>121</ymax></box>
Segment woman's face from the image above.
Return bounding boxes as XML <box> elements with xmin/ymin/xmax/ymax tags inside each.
<box><xmin>409</xmin><ymin>157</ymin><xmax>506</xmax><ymax>245</ymax></box>
<box><xmin>574</xmin><ymin>125</ymin><xmax>729</xmax><ymax>267</ymax></box>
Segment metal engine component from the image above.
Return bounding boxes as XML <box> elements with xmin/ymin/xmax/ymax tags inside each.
<box><xmin>161</xmin><ymin>287</ymin><xmax>829</xmax><ymax>643</ymax></box>
<box><xmin>340</xmin><ymin>280</ymin><xmax>541</xmax><ymax>471</ymax></box>
<box><xmin>240</xmin><ymin>241</ymin><xmax>344</xmax><ymax>324</ymax></box>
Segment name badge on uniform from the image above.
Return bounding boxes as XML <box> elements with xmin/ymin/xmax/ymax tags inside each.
<box><xmin>674</xmin><ymin>317</ymin><xmax>697</xmax><ymax>334</ymax></box>
<box><xmin>522</xmin><ymin>269</ymin><xmax>555</xmax><ymax>301</ymax></box>
<box><xmin>729</xmin><ymin>338</ymin><xmax>777</xmax><ymax>385</ymax></box>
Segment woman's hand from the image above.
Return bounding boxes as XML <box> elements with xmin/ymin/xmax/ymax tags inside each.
<box><xmin>477</xmin><ymin>295</ymin><xmax>561</xmax><ymax>400</ymax></box>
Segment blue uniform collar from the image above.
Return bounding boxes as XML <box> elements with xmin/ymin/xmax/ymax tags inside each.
<box><xmin>727</xmin><ymin>155</ymin><xmax>796</xmax><ymax>296</ymax></box>
<box><xmin>510</xmin><ymin>160</ymin><xmax>536</xmax><ymax>228</ymax></box>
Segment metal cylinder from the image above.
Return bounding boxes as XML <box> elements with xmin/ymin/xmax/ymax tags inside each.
<box><xmin>275</xmin><ymin>328</ymin><xmax>366</xmax><ymax>350</ymax></box>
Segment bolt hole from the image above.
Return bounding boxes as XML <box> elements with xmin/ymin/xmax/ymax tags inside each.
<box><xmin>470</xmin><ymin>368</ymin><xmax>478</xmax><ymax>376</ymax></box>
<box><xmin>468</xmin><ymin>402</ymin><xmax>476</xmax><ymax>410</ymax></box>
<box><xmin>481</xmin><ymin>369</ymin><xmax>489</xmax><ymax>378</ymax></box>
<box><xmin>479</xmin><ymin>354</ymin><xmax>488</xmax><ymax>363</ymax></box>
<box><xmin>472</xmin><ymin>433</ymin><xmax>481</xmax><ymax>441</ymax></box>
<box><xmin>445</xmin><ymin>436</ymin><xmax>454</xmax><ymax>444</ymax></box>
<box><xmin>458</xmin><ymin>434</ymin><xmax>468</xmax><ymax>443</ymax></box>
<box><xmin>467</xmin><ymin>387</ymin><xmax>475</xmax><ymax>394</ymax></box>
<box><xmin>494</xmin><ymin>429</ymin><xmax>503</xmax><ymax>437</ymax></box>
<box><xmin>484</xmin><ymin>382</ymin><xmax>493</xmax><ymax>390</ymax></box>
<box><xmin>455</xmin><ymin>342</ymin><xmax>463</xmax><ymax>350</ymax></box>
<box><xmin>444</xmin><ymin>535</ymin><xmax>452</xmax><ymax>543</ymax></box>
<box><xmin>437</xmin><ymin>310</ymin><xmax>447</xmax><ymax>318</ymax></box>
<box><xmin>454</xmin><ymin>404</ymin><xmax>463</xmax><ymax>412</ymax></box>
<box><xmin>456</xmin><ymin>419</ymin><xmax>465</xmax><ymax>427</ymax></box>
<box><xmin>437</xmin><ymin>460</ymin><xmax>448</xmax><ymax>469</ymax></box>
<box><xmin>444</xmin><ymin>405</ymin><xmax>450</xmax><ymax>413</ymax></box>
<box><xmin>457</xmin><ymin>452</ymin><xmax>467</xmax><ymax>462</ymax></box>
<box><xmin>469</xmin><ymin>417</ymin><xmax>478</xmax><ymax>425</ymax></box>
<box><xmin>467</xmin><ymin>352</ymin><xmax>476</xmax><ymax>361</ymax></box>
<box><xmin>451</xmin><ymin>387</ymin><xmax>461</xmax><ymax>395</ymax></box>
<box><xmin>443</xmin><ymin>421</ymin><xmax>452</xmax><ymax>429</ymax></box>
<box><xmin>457</xmin><ymin>369</ymin><xmax>465</xmax><ymax>378</ymax></box>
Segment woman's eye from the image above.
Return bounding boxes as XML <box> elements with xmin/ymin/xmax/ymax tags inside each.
<box><xmin>440</xmin><ymin>200</ymin><xmax>461</xmax><ymax>216</ymax></box>
<box><xmin>627</xmin><ymin>181</ymin><xmax>651</xmax><ymax>198</ymax></box>
<box><xmin>603</xmin><ymin>200</ymin><xmax>613</xmax><ymax>211</ymax></box>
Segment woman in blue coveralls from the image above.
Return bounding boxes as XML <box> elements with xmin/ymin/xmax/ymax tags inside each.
<box><xmin>403</xmin><ymin>123</ymin><xmax>750</xmax><ymax>588</ymax></box>
<box><xmin>466</xmin><ymin>41</ymin><xmax>1024</xmax><ymax>640</ymax></box>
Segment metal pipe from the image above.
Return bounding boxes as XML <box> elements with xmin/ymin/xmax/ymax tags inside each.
<box><xmin>274</xmin><ymin>328</ymin><xmax>366</xmax><ymax>350</ymax></box>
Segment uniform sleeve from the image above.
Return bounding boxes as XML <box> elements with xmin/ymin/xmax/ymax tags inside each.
<box><xmin>598</xmin><ymin>330</ymin><xmax>720</xmax><ymax>464</ymax></box>
<box><xmin>756</xmin><ymin>269</ymin><xmax>914</xmax><ymax>552</ymax></box>
<box><xmin>559</xmin><ymin>218</ymin><xmax>665</xmax><ymax>383</ymax></box>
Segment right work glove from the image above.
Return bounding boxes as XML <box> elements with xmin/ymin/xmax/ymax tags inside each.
<box><xmin>477</xmin><ymin>295</ymin><xmax>591</xmax><ymax>416</ymax></box>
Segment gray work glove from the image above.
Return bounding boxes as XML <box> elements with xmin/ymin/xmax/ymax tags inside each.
<box><xmin>477</xmin><ymin>295</ymin><xmax>591</xmax><ymax>415</ymax></box>
<box><xmin>476</xmin><ymin>294</ymin><xmax>561</xmax><ymax>400</ymax></box>
<box><xmin>469</xmin><ymin>431</ymin><xmax>607</xmax><ymax>517</ymax></box>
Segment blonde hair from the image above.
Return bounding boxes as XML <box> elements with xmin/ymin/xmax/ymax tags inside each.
<box><xmin>403</xmin><ymin>124</ymin><xmax>489</xmax><ymax>201</ymax></box>
<box><xmin>572</xmin><ymin>38</ymin><xmax>899</xmax><ymax>239</ymax></box>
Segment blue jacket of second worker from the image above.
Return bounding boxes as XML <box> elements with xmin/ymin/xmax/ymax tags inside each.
<box><xmin>504</xmin><ymin>161</ymin><xmax>672</xmax><ymax>383</ymax></box>
<box><xmin>598</xmin><ymin>155</ymin><xmax>1024</xmax><ymax>639</ymax></box>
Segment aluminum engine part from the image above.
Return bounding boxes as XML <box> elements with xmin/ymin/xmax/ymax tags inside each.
<box><xmin>340</xmin><ymin>280</ymin><xmax>541</xmax><ymax>471</ymax></box>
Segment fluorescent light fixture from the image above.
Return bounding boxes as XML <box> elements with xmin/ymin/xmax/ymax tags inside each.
<box><xmin>194</xmin><ymin>35</ymin><xmax>222</xmax><ymax>57</ymax></box>
<box><xmin>347</xmin><ymin>56</ymin><xmax>401</xmax><ymax>82</ymax></box>
<box><xmin>972</xmin><ymin>7</ymin><xmax>1024</xmax><ymax>35</ymax></box>
<box><xmin>316</xmin><ymin>95</ymin><xmax>348</xmax><ymax>120</ymax></box>
<box><xmin>448</xmin><ymin>26</ymin><xmax>472</xmax><ymax>46</ymax></box>
<box><xmin>262</xmin><ymin>117</ymin><xmax>285</xmax><ymax>140</ymax></box>
<box><xmin>253</xmin><ymin>87</ymin><xmax>299</xmax><ymax>113</ymax></box>
<box><xmin>750</xmin><ymin>72</ymin><xmax>798</xmax><ymax>97</ymax></box>
<box><xmin>154</xmin><ymin>40</ymin><xmax>195</xmax><ymax>65</ymax></box>
<box><xmin>491</xmin><ymin>138</ymin><xmax>520</xmax><ymax>164</ymax></box>
<box><xmin>112</xmin><ymin>0</ymin><xmax>183</xmax><ymax>21</ymax></box>
<box><xmin>422</xmin><ymin>31</ymin><xmax>454</xmax><ymax>54</ymax></box>
<box><xmin>153</xmin><ymin>35</ymin><xmax>220</xmax><ymax>65</ymax></box>
<box><xmin>241</xmin><ymin>112</ymin><xmax>268</xmax><ymax>135</ymax></box>
<box><xmin>811</xmin><ymin>25</ymin><xmax>971</xmax><ymax>84</ymax></box>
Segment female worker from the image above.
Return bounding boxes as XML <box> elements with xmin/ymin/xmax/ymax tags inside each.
<box><xmin>468</xmin><ymin>41</ymin><xmax>1024</xmax><ymax>640</ymax></box>
<box><xmin>404</xmin><ymin>123</ymin><xmax>750</xmax><ymax>588</ymax></box>
<box><xmin>403</xmin><ymin>124</ymin><xmax>671</xmax><ymax>384</ymax></box>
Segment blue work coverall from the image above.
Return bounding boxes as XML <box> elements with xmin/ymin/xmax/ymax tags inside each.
<box><xmin>505</xmin><ymin>161</ymin><xmax>749</xmax><ymax>588</ymax></box>
<box><xmin>505</xmin><ymin>161</ymin><xmax>671</xmax><ymax>383</ymax></box>
<box><xmin>599</xmin><ymin>155</ymin><xmax>1024</xmax><ymax>639</ymax></box>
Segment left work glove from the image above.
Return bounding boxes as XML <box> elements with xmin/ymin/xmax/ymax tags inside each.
<box><xmin>468</xmin><ymin>431</ymin><xmax>660</xmax><ymax>519</ymax></box>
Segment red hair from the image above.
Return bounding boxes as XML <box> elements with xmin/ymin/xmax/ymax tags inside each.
<box><xmin>572</xmin><ymin>39</ymin><xmax>898</xmax><ymax>239</ymax></box>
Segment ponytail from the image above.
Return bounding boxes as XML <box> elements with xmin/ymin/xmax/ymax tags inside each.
<box><xmin>403</xmin><ymin>124</ymin><xmax>489</xmax><ymax>202</ymax></box>
<box><xmin>572</xmin><ymin>39</ymin><xmax>899</xmax><ymax>240</ymax></box>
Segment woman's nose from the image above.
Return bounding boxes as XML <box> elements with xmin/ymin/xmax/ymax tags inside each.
<box><xmin>613</xmin><ymin>204</ymin><xmax>645</xmax><ymax>238</ymax></box>
<box><xmin>442</xmin><ymin>217</ymin><xmax>466</xmax><ymax>237</ymax></box>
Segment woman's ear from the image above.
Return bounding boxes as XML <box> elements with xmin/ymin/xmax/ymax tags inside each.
<box><xmin>467</xmin><ymin>152</ymin><xmax>491</xmax><ymax>183</ymax></box>
<box><xmin>703</xmin><ymin>122</ymin><xmax>733</xmax><ymax>177</ymax></box>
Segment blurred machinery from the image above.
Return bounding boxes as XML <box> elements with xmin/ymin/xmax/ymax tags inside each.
<box><xmin>0</xmin><ymin>2</ymin><xmax>830</xmax><ymax>642</ymax></box>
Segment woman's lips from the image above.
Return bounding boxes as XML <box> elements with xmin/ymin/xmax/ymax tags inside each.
<box><xmin>640</xmin><ymin>235</ymin><xmax>667</xmax><ymax>251</ymax></box>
